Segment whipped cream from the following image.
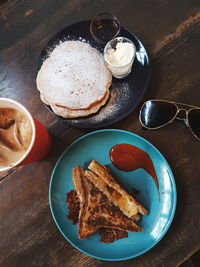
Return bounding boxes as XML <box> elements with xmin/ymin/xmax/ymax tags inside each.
<box><xmin>105</xmin><ymin>42</ymin><xmax>135</xmax><ymax>66</ymax></box>
<box><xmin>104</xmin><ymin>38</ymin><xmax>136</xmax><ymax>78</ymax></box>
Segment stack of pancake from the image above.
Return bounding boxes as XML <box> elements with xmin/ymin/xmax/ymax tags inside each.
<box><xmin>36</xmin><ymin>41</ymin><xmax>112</xmax><ymax>118</ymax></box>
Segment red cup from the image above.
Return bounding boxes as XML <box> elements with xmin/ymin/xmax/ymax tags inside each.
<box><xmin>0</xmin><ymin>98</ymin><xmax>51</xmax><ymax>171</ymax></box>
<box><xmin>19</xmin><ymin>118</ymin><xmax>51</xmax><ymax>166</ymax></box>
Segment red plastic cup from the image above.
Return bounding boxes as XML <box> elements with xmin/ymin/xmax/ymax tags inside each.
<box><xmin>0</xmin><ymin>98</ymin><xmax>51</xmax><ymax>172</ymax></box>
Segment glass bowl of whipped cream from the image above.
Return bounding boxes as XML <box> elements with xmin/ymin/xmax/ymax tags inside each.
<box><xmin>104</xmin><ymin>37</ymin><xmax>136</xmax><ymax>79</ymax></box>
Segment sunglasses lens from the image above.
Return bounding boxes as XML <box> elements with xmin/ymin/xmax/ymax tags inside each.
<box><xmin>140</xmin><ymin>101</ymin><xmax>177</xmax><ymax>128</ymax></box>
<box><xmin>188</xmin><ymin>109</ymin><xmax>200</xmax><ymax>139</ymax></box>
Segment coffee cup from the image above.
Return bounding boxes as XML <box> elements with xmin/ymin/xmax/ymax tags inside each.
<box><xmin>0</xmin><ymin>98</ymin><xmax>51</xmax><ymax>172</ymax></box>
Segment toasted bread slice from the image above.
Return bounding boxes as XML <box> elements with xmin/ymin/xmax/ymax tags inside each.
<box><xmin>66</xmin><ymin>189</ymin><xmax>128</xmax><ymax>243</ymax></box>
<box><xmin>72</xmin><ymin>166</ymin><xmax>97</xmax><ymax>239</ymax></box>
<box><xmin>72</xmin><ymin>166</ymin><xmax>142</xmax><ymax>239</ymax></box>
<box><xmin>87</xmin><ymin>160</ymin><xmax>148</xmax><ymax>218</ymax></box>
<box><xmin>66</xmin><ymin>190</ymin><xmax>80</xmax><ymax>225</ymax></box>
<box><xmin>85</xmin><ymin>169</ymin><xmax>141</xmax><ymax>222</ymax></box>
<box><xmin>98</xmin><ymin>228</ymin><xmax>128</xmax><ymax>243</ymax></box>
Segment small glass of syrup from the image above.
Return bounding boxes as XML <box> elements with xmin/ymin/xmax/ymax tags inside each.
<box><xmin>90</xmin><ymin>13</ymin><xmax>121</xmax><ymax>44</ymax></box>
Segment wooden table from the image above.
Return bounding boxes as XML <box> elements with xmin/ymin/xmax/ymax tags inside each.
<box><xmin>1</xmin><ymin>0</ymin><xmax>200</xmax><ymax>266</ymax></box>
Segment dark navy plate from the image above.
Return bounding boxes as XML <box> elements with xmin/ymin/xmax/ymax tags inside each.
<box><xmin>37</xmin><ymin>20</ymin><xmax>150</xmax><ymax>128</ymax></box>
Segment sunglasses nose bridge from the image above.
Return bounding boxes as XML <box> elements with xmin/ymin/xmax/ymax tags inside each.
<box><xmin>176</xmin><ymin>109</ymin><xmax>191</xmax><ymax>129</ymax></box>
<box><xmin>176</xmin><ymin>108</ymin><xmax>187</xmax><ymax>120</ymax></box>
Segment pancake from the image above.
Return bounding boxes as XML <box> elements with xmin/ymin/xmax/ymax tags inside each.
<box><xmin>36</xmin><ymin>41</ymin><xmax>112</xmax><ymax>113</ymax></box>
<box><xmin>41</xmin><ymin>91</ymin><xmax>110</xmax><ymax>118</ymax></box>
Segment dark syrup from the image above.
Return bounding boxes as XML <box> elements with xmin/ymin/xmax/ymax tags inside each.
<box><xmin>92</xmin><ymin>19</ymin><xmax>119</xmax><ymax>43</ymax></box>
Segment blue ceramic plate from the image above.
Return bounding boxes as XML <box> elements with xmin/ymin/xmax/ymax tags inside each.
<box><xmin>49</xmin><ymin>129</ymin><xmax>176</xmax><ymax>261</ymax></box>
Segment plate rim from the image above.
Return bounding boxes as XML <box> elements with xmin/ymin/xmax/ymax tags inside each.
<box><xmin>38</xmin><ymin>20</ymin><xmax>151</xmax><ymax>128</ymax></box>
<box><xmin>49</xmin><ymin>129</ymin><xmax>177</xmax><ymax>261</ymax></box>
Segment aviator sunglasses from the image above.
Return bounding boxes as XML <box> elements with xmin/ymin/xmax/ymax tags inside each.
<box><xmin>139</xmin><ymin>99</ymin><xmax>200</xmax><ymax>140</ymax></box>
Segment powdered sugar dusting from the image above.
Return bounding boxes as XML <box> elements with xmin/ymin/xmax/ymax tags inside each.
<box><xmin>37</xmin><ymin>41</ymin><xmax>111</xmax><ymax>109</ymax></box>
<box><xmin>70</xmin><ymin>82</ymin><xmax>132</xmax><ymax>125</ymax></box>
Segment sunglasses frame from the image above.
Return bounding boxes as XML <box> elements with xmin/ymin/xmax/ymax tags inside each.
<box><xmin>139</xmin><ymin>99</ymin><xmax>200</xmax><ymax>141</ymax></box>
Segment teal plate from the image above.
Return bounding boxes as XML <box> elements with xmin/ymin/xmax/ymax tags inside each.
<box><xmin>49</xmin><ymin>129</ymin><xmax>176</xmax><ymax>261</ymax></box>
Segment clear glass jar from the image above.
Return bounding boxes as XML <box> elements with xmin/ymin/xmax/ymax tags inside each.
<box><xmin>104</xmin><ymin>37</ymin><xmax>136</xmax><ymax>79</ymax></box>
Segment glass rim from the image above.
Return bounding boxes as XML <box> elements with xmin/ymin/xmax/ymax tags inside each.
<box><xmin>0</xmin><ymin>98</ymin><xmax>36</xmax><ymax>171</ymax></box>
<box><xmin>103</xmin><ymin>36</ymin><xmax>136</xmax><ymax>67</ymax></box>
<box><xmin>90</xmin><ymin>12</ymin><xmax>121</xmax><ymax>43</ymax></box>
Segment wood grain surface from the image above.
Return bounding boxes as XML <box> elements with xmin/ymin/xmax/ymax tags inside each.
<box><xmin>0</xmin><ymin>0</ymin><xmax>200</xmax><ymax>266</ymax></box>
